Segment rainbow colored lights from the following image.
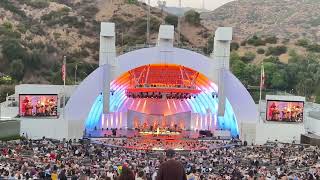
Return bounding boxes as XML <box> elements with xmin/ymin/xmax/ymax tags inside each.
<box><xmin>85</xmin><ymin>64</ymin><xmax>239</xmax><ymax>137</ymax></box>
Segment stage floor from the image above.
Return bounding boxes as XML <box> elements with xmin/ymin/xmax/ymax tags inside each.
<box><xmin>85</xmin><ymin>129</ymin><xmax>200</xmax><ymax>139</ymax></box>
<box><xmin>90</xmin><ymin>136</ymin><xmax>235</xmax><ymax>151</ymax></box>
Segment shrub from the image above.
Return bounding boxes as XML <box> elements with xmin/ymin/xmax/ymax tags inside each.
<box><xmin>240</xmin><ymin>52</ymin><xmax>256</xmax><ymax>62</ymax></box>
<box><xmin>307</xmin><ymin>44</ymin><xmax>320</xmax><ymax>53</ymax></box>
<box><xmin>57</xmin><ymin>40</ymin><xmax>70</xmax><ymax>50</ymax></box>
<box><xmin>80</xmin><ymin>5</ymin><xmax>99</xmax><ymax>19</ymax></box>
<box><xmin>123</xmin><ymin>35</ymin><xmax>145</xmax><ymax>46</ymax></box>
<box><xmin>27</xmin><ymin>41</ymin><xmax>46</xmax><ymax>50</ymax></box>
<box><xmin>16</xmin><ymin>24</ymin><xmax>27</xmax><ymax>33</ymax></box>
<box><xmin>41</xmin><ymin>7</ymin><xmax>70</xmax><ymax>22</ymax></box>
<box><xmin>3</xmin><ymin>21</ymin><xmax>13</xmax><ymax>30</ymax></box>
<box><xmin>24</xmin><ymin>0</ymin><xmax>50</xmax><ymax>8</ymax></box>
<box><xmin>184</xmin><ymin>10</ymin><xmax>201</xmax><ymax>25</ymax></box>
<box><xmin>316</xmin><ymin>95</ymin><xmax>320</xmax><ymax>104</ymax></box>
<box><xmin>247</xmin><ymin>35</ymin><xmax>266</xmax><ymax>46</ymax></box>
<box><xmin>240</xmin><ymin>41</ymin><xmax>247</xmax><ymax>46</ymax></box>
<box><xmin>257</xmin><ymin>48</ymin><xmax>265</xmax><ymax>54</ymax></box>
<box><xmin>310</xmin><ymin>17</ymin><xmax>320</xmax><ymax>27</ymax></box>
<box><xmin>264</xmin><ymin>36</ymin><xmax>278</xmax><ymax>44</ymax></box>
<box><xmin>53</xmin><ymin>32</ymin><xmax>61</xmax><ymax>40</ymax></box>
<box><xmin>230</xmin><ymin>42</ymin><xmax>240</xmax><ymax>51</ymax></box>
<box><xmin>0</xmin><ymin>85</ymin><xmax>15</xmax><ymax>102</ymax></box>
<box><xmin>60</xmin><ymin>16</ymin><xmax>85</xmax><ymax>28</ymax></box>
<box><xmin>264</xmin><ymin>56</ymin><xmax>280</xmax><ymax>63</ymax></box>
<box><xmin>296</xmin><ymin>39</ymin><xmax>310</xmax><ymax>47</ymax></box>
<box><xmin>0</xmin><ymin>26</ymin><xmax>21</xmax><ymax>39</ymax></box>
<box><xmin>71</xmin><ymin>49</ymin><xmax>90</xmax><ymax>58</ymax></box>
<box><xmin>127</xmin><ymin>0</ymin><xmax>137</xmax><ymax>4</ymax></box>
<box><xmin>134</xmin><ymin>17</ymin><xmax>161</xmax><ymax>36</ymax></box>
<box><xmin>205</xmin><ymin>35</ymin><xmax>214</xmax><ymax>55</ymax></box>
<box><xmin>46</xmin><ymin>44</ymin><xmax>57</xmax><ymax>53</ymax></box>
<box><xmin>165</xmin><ymin>15</ymin><xmax>178</xmax><ymax>27</ymax></box>
<box><xmin>266</xmin><ymin>46</ymin><xmax>287</xmax><ymax>56</ymax></box>
<box><xmin>29</xmin><ymin>24</ymin><xmax>46</xmax><ymax>36</ymax></box>
<box><xmin>81</xmin><ymin>42</ymin><xmax>99</xmax><ymax>51</ymax></box>
<box><xmin>0</xmin><ymin>0</ymin><xmax>26</xmax><ymax>17</ymax></box>
<box><xmin>282</xmin><ymin>38</ymin><xmax>290</xmax><ymax>44</ymax></box>
<box><xmin>110</xmin><ymin>16</ymin><xmax>130</xmax><ymax>32</ymax></box>
<box><xmin>0</xmin><ymin>75</ymin><xmax>13</xmax><ymax>85</ymax></box>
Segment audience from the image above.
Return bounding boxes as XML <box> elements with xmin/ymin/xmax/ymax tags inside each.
<box><xmin>0</xmin><ymin>138</ymin><xmax>320</xmax><ymax>180</ymax></box>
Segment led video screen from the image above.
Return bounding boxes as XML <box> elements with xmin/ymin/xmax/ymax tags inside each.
<box><xmin>19</xmin><ymin>95</ymin><xmax>58</xmax><ymax>117</ymax></box>
<box><xmin>266</xmin><ymin>100</ymin><xmax>304</xmax><ymax>122</ymax></box>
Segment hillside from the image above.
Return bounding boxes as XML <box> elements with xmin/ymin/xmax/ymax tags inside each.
<box><xmin>201</xmin><ymin>0</ymin><xmax>320</xmax><ymax>41</ymax></box>
<box><xmin>0</xmin><ymin>0</ymin><xmax>320</xmax><ymax>102</ymax></box>
<box><xmin>0</xmin><ymin>0</ymin><xmax>209</xmax><ymax>84</ymax></box>
<box><xmin>201</xmin><ymin>0</ymin><xmax>320</xmax><ymax>64</ymax></box>
<box><xmin>200</xmin><ymin>0</ymin><xmax>320</xmax><ymax>102</ymax></box>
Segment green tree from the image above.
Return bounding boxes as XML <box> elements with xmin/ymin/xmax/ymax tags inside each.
<box><xmin>165</xmin><ymin>15</ymin><xmax>178</xmax><ymax>27</ymax></box>
<box><xmin>316</xmin><ymin>90</ymin><xmax>320</xmax><ymax>104</ymax></box>
<box><xmin>2</xmin><ymin>39</ymin><xmax>27</xmax><ymax>60</ymax></box>
<box><xmin>271</xmin><ymin>71</ymin><xmax>287</xmax><ymax>90</ymax></box>
<box><xmin>184</xmin><ymin>10</ymin><xmax>201</xmax><ymax>25</ymax></box>
<box><xmin>263</xmin><ymin>62</ymin><xmax>278</xmax><ymax>88</ymax></box>
<box><xmin>231</xmin><ymin>60</ymin><xmax>246</xmax><ymax>81</ymax></box>
<box><xmin>9</xmin><ymin>59</ymin><xmax>24</xmax><ymax>81</ymax></box>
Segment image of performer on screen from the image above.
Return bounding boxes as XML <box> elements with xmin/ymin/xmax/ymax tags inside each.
<box><xmin>21</xmin><ymin>97</ymin><xmax>29</xmax><ymax>116</ymax></box>
<box><xmin>25</xmin><ymin>101</ymin><xmax>33</xmax><ymax>116</ymax></box>
<box><xmin>268</xmin><ymin>102</ymin><xmax>279</xmax><ymax>121</ymax></box>
<box><xmin>48</xmin><ymin>98</ymin><xmax>57</xmax><ymax>116</ymax></box>
<box><xmin>35</xmin><ymin>101</ymin><xmax>42</xmax><ymax>116</ymax></box>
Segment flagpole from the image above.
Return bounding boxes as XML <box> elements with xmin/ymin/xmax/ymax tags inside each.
<box><xmin>63</xmin><ymin>56</ymin><xmax>66</xmax><ymax>120</ymax></box>
<box><xmin>259</xmin><ymin>62</ymin><xmax>264</xmax><ymax>122</ymax></box>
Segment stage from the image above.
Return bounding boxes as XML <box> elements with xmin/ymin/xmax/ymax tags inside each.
<box><xmin>89</xmin><ymin>134</ymin><xmax>237</xmax><ymax>151</ymax></box>
<box><xmin>84</xmin><ymin>128</ymin><xmax>232</xmax><ymax>140</ymax></box>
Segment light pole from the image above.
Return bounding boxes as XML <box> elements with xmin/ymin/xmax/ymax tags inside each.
<box><xmin>178</xmin><ymin>0</ymin><xmax>182</xmax><ymax>45</ymax></box>
<box><xmin>74</xmin><ymin>63</ymin><xmax>78</xmax><ymax>85</ymax></box>
<box><xmin>157</xmin><ymin>0</ymin><xmax>166</xmax><ymax>23</ymax></box>
<box><xmin>147</xmin><ymin>0</ymin><xmax>151</xmax><ymax>45</ymax></box>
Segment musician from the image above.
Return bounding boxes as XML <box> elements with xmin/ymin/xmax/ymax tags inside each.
<box><xmin>35</xmin><ymin>101</ymin><xmax>42</xmax><ymax>116</ymax></box>
<box><xmin>25</xmin><ymin>101</ymin><xmax>33</xmax><ymax>116</ymax></box>
<box><xmin>48</xmin><ymin>98</ymin><xmax>56</xmax><ymax>115</ymax></box>
<box><xmin>21</xmin><ymin>97</ymin><xmax>30</xmax><ymax>116</ymax></box>
<box><xmin>268</xmin><ymin>102</ymin><xmax>278</xmax><ymax>121</ymax></box>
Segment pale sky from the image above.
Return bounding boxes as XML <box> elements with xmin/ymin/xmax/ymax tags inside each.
<box><xmin>142</xmin><ymin>0</ymin><xmax>235</xmax><ymax>10</ymax></box>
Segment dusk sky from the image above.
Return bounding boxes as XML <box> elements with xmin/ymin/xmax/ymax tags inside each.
<box><xmin>143</xmin><ymin>0</ymin><xmax>235</xmax><ymax>10</ymax></box>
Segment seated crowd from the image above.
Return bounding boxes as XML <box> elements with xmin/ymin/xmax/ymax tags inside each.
<box><xmin>95</xmin><ymin>138</ymin><xmax>231</xmax><ymax>151</ymax></box>
<box><xmin>0</xmin><ymin>138</ymin><xmax>320</xmax><ymax>180</ymax></box>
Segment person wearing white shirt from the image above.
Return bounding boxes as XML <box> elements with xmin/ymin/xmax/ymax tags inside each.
<box><xmin>107</xmin><ymin>171</ymin><xmax>114</xmax><ymax>180</ymax></box>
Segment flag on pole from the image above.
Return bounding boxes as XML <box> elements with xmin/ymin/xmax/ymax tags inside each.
<box><xmin>260</xmin><ymin>63</ymin><xmax>265</xmax><ymax>89</ymax></box>
<box><xmin>62</xmin><ymin>56</ymin><xmax>66</xmax><ymax>83</ymax></box>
